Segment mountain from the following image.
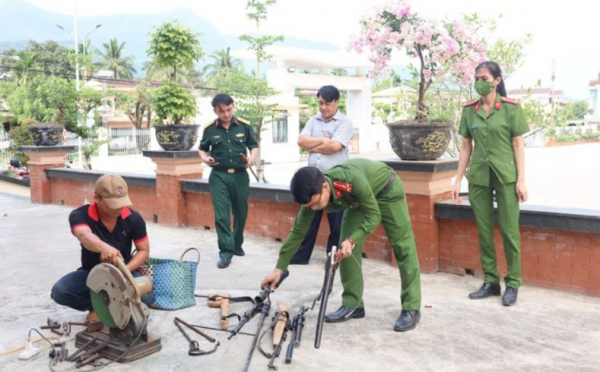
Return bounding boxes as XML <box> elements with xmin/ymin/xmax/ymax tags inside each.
<box><xmin>0</xmin><ymin>0</ymin><xmax>337</xmax><ymax>74</ymax></box>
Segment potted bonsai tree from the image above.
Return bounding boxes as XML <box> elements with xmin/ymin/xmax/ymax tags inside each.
<box><xmin>351</xmin><ymin>1</ymin><xmax>486</xmax><ymax>160</ymax></box>
<box><xmin>147</xmin><ymin>21</ymin><xmax>204</xmax><ymax>151</ymax></box>
<box><xmin>27</xmin><ymin>121</ymin><xmax>63</xmax><ymax>146</ymax></box>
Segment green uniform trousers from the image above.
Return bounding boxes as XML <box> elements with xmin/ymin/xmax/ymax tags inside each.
<box><xmin>339</xmin><ymin>177</ymin><xmax>421</xmax><ymax>310</ymax></box>
<box><xmin>469</xmin><ymin>170</ymin><xmax>522</xmax><ymax>288</ymax></box>
<box><xmin>209</xmin><ymin>170</ymin><xmax>250</xmax><ymax>260</ymax></box>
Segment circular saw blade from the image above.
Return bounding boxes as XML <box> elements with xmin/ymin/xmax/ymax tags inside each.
<box><xmin>87</xmin><ymin>263</ymin><xmax>133</xmax><ymax>329</ymax></box>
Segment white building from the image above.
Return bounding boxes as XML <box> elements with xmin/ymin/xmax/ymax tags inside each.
<box><xmin>588</xmin><ymin>72</ymin><xmax>600</xmax><ymax>124</ymax></box>
<box><xmin>230</xmin><ymin>46</ymin><xmax>375</xmax><ymax>164</ymax></box>
<box><xmin>507</xmin><ymin>88</ymin><xmax>565</xmax><ymax>113</ymax></box>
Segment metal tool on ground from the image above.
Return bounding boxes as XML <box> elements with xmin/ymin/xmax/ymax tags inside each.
<box><xmin>69</xmin><ymin>258</ymin><xmax>161</xmax><ymax>367</ymax></box>
<box><xmin>240</xmin><ymin>153</ymin><xmax>260</xmax><ymax>182</ymax></box>
<box><xmin>285</xmin><ymin>305</ymin><xmax>308</xmax><ymax>364</ymax></box>
<box><xmin>187</xmin><ymin>323</ymin><xmax>255</xmax><ymax>337</ymax></box>
<box><xmin>228</xmin><ymin>270</ymin><xmax>290</xmax><ymax>340</ymax></box>
<box><xmin>173</xmin><ymin>317</ymin><xmax>220</xmax><ymax>356</ymax></box>
<box><xmin>41</xmin><ymin>318</ymin><xmax>64</xmax><ymax>336</ymax></box>
<box><xmin>49</xmin><ymin>341</ymin><xmax>69</xmax><ymax>364</ymax></box>
<box><xmin>258</xmin><ymin>301</ymin><xmax>291</xmax><ymax>370</ymax></box>
<box><xmin>313</xmin><ymin>245</ymin><xmax>339</xmax><ymax>349</ymax></box>
<box><xmin>63</xmin><ymin>320</ymin><xmax>103</xmax><ymax>336</ymax></box>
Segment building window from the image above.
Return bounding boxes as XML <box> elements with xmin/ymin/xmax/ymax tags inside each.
<box><xmin>590</xmin><ymin>89</ymin><xmax>598</xmax><ymax>111</ymax></box>
<box><xmin>272</xmin><ymin>111</ymin><xmax>288</xmax><ymax>143</ymax></box>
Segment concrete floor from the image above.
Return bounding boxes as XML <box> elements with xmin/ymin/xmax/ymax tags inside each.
<box><xmin>1</xmin><ymin>196</ymin><xmax>600</xmax><ymax>372</ymax></box>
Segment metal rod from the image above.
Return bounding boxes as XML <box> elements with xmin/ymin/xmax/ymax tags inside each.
<box><xmin>189</xmin><ymin>324</ymin><xmax>254</xmax><ymax>337</ymax></box>
<box><xmin>242</xmin><ymin>302</ymin><xmax>271</xmax><ymax>372</ymax></box>
<box><xmin>174</xmin><ymin>317</ymin><xmax>216</xmax><ymax>343</ymax></box>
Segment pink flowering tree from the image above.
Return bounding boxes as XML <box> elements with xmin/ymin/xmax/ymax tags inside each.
<box><xmin>351</xmin><ymin>1</ymin><xmax>487</xmax><ymax>121</ymax></box>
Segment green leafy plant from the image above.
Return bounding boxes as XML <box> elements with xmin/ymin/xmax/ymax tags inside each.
<box><xmin>8</xmin><ymin>118</ymin><xmax>36</xmax><ymax>166</ymax></box>
<box><xmin>153</xmin><ymin>81</ymin><xmax>196</xmax><ymax>125</ymax></box>
<box><xmin>147</xmin><ymin>21</ymin><xmax>204</xmax><ymax>82</ymax></box>
<box><xmin>147</xmin><ymin>21</ymin><xmax>203</xmax><ymax>126</ymax></box>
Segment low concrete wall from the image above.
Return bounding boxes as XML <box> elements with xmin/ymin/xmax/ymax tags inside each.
<box><xmin>42</xmin><ymin>167</ymin><xmax>600</xmax><ymax>296</ymax></box>
<box><xmin>436</xmin><ymin>201</ymin><xmax>600</xmax><ymax>295</ymax></box>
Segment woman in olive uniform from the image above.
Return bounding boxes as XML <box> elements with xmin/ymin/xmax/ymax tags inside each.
<box><xmin>452</xmin><ymin>61</ymin><xmax>529</xmax><ymax>306</ymax></box>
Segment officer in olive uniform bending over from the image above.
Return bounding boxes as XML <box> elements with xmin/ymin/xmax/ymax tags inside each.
<box><xmin>261</xmin><ymin>158</ymin><xmax>422</xmax><ymax>331</ymax></box>
<box><xmin>199</xmin><ymin>94</ymin><xmax>259</xmax><ymax>269</ymax></box>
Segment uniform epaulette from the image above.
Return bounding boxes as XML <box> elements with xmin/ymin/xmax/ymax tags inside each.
<box><xmin>501</xmin><ymin>97</ymin><xmax>519</xmax><ymax>105</ymax></box>
<box><xmin>461</xmin><ymin>99</ymin><xmax>478</xmax><ymax>108</ymax></box>
<box><xmin>203</xmin><ymin>118</ymin><xmax>217</xmax><ymax>129</ymax></box>
<box><xmin>236</xmin><ymin>117</ymin><xmax>250</xmax><ymax>125</ymax></box>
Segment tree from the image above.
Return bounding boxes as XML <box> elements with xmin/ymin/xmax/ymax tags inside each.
<box><xmin>116</xmin><ymin>83</ymin><xmax>154</xmax><ymax>129</ymax></box>
<box><xmin>563</xmin><ymin>101</ymin><xmax>588</xmax><ymax>121</ymax></box>
<box><xmin>153</xmin><ymin>81</ymin><xmax>196</xmax><ymax>125</ymax></box>
<box><xmin>240</xmin><ymin>0</ymin><xmax>284</xmax><ymax>78</ymax></box>
<box><xmin>147</xmin><ymin>21</ymin><xmax>204</xmax><ymax>82</ymax></box>
<box><xmin>372</xmin><ymin>69</ymin><xmax>402</xmax><ymax>91</ymax></box>
<box><xmin>24</xmin><ymin>40</ymin><xmax>73</xmax><ymax>77</ymax></box>
<box><xmin>142</xmin><ymin>59</ymin><xmax>203</xmax><ymax>86</ymax></box>
<box><xmin>96</xmin><ymin>38</ymin><xmax>136</xmax><ymax>79</ymax></box>
<box><xmin>202</xmin><ymin>47</ymin><xmax>243</xmax><ymax>82</ymax></box>
<box><xmin>330</xmin><ymin>68</ymin><xmax>348</xmax><ymax>77</ymax></box>
<box><xmin>222</xmin><ymin>0</ymin><xmax>283</xmax><ymax>182</ymax></box>
<box><xmin>12</xmin><ymin>51</ymin><xmax>37</xmax><ymax>85</ymax></box>
<box><xmin>6</xmin><ymin>75</ymin><xmax>90</xmax><ymax>137</ymax></box>
<box><xmin>352</xmin><ymin>2</ymin><xmax>486</xmax><ymax>121</ymax></box>
<box><xmin>485</xmin><ymin>36</ymin><xmax>533</xmax><ymax>80</ymax></box>
<box><xmin>78</xmin><ymin>88</ymin><xmax>103</xmax><ymax>123</ymax></box>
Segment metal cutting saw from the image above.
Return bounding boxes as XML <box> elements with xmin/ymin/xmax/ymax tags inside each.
<box><xmin>72</xmin><ymin>258</ymin><xmax>161</xmax><ymax>365</ymax></box>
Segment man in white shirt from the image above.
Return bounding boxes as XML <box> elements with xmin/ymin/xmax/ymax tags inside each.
<box><xmin>290</xmin><ymin>85</ymin><xmax>354</xmax><ymax>264</ymax></box>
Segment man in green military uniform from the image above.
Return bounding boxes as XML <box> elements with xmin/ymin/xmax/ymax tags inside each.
<box><xmin>261</xmin><ymin>158</ymin><xmax>422</xmax><ymax>331</ymax></box>
<box><xmin>199</xmin><ymin>94</ymin><xmax>259</xmax><ymax>269</ymax></box>
<box><xmin>452</xmin><ymin>61</ymin><xmax>529</xmax><ymax>306</ymax></box>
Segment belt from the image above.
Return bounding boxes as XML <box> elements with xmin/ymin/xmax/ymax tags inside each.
<box><xmin>212</xmin><ymin>167</ymin><xmax>246</xmax><ymax>174</ymax></box>
<box><xmin>376</xmin><ymin>171</ymin><xmax>397</xmax><ymax>198</ymax></box>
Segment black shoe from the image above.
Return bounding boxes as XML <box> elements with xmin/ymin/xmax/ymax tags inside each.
<box><xmin>324</xmin><ymin>306</ymin><xmax>365</xmax><ymax>323</ymax></box>
<box><xmin>289</xmin><ymin>257</ymin><xmax>309</xmax><ymax>265</ymax></box>
<box><xmin>217</xmin><ymin>258</ymin><xmax>231</xmax><ymax>269</ymax></box>
<box><xmin>393</xmin><ymin>310</ymin><xmax>421</xmax><ymax>332</ymax></box>
<box><xmin>234</xmin><ymin>248</ymin><xmax>245</xmax><ymax>257</ymax></box>
<box><xmin>502</xmin><ymin>286</ymin><xmax>518</xmax><ymax>306</ymax></box>
<box><xmin>469</xmin><ymin>282</ymin><xmax>501</xmax><ymax>299</ymax></box>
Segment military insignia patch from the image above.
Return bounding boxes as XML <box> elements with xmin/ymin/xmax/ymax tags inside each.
<box><xmin>236</xmin><ymin>133</ymin><xmax>245</xmax><ymax>137</ymax></box>
<box><xmin>333</xmin><ymin>181</ymin><xmax>353</xmax><ymax>193</ymax></box>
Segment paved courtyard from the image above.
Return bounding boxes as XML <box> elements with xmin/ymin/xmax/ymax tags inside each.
<box><xmin>1</xmin><ymin>196</ymin><xmax>600</xmax><ymax>372</ymax></box>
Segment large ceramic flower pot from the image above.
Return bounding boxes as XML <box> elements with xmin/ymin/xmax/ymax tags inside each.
<box><xmin>27</xmin><ymin>125</ymin><xmax>64</xmax><ymax>146</ymax></box>
<box><xmin>155</xmin><ymin>124</ymin><xmax>200</xmax><ymax>151</ymax></box>
<box><xmin>387</xmin><ymin>121</ymin><xmax>453</xmax><ymax>160</ymax></box>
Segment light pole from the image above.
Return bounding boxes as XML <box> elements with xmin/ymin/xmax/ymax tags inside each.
<box><xmin>56</xmin><ymin>23</ymin><xmax>102</xmax><ymax>89</ymax></box>
<box><xmin>56</xmin><ymin>23</ymin><xmax>79</xmax><ymax>91</ymax></box>
<box><xmin>83</xmin><ymin>24</ymin><xmax>102</xmax><ymax>87</ymax></box>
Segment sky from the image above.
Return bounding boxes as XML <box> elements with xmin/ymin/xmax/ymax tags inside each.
<box><xmin>23</xmin><ymin>0</ymin><xmax>600</xmax><ymax>100</ymax></box>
